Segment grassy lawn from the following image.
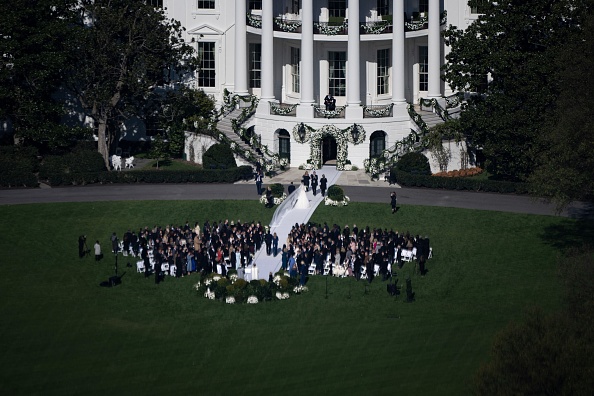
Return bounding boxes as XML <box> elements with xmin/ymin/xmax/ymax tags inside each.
<box><xmin>0</xmin><ymin>201</ymin><xmax>577</xmax><ymax>395</ymax></box>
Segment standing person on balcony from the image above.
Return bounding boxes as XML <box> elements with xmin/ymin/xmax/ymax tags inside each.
<box><xmin>324</xmin><ymin>93</ymin><xmax>336</xmax><ymax>111</ymax></box>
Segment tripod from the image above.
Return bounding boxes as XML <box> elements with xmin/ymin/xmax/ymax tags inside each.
<box><xmin>79</xmin><ymin>236</ymin><xmax>90</xmax><ymax>258</ymax></box>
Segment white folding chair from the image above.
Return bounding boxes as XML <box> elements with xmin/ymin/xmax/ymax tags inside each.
<box><xmin>161</xmin><ymin>263</ymin><xmax>170</xmax><ymax>275</ymax></box>
<box><xmin>323</xmin><ymin>261</ymin><xmax>331</xmax><ymax>276</ymax></box>
<box><xmin>428</xmin><ymin>247</ymin><xmax>433</xmax><ymax>259</ymax></box>
<box><xmin>360</xmin><ymin>266</ymin><xmax>368</xmax><ymax>280</ymax></box>
<box><xmin>136</xmin><ymin>260</ymin><xmax>145</xmax><ymax>273</ymax></box>
<box><xmin>169</xmin><ymin>265</ymin><xmax>177</xmax><ymax>277</ymax></box>
<box><xmin>374</xmin><ymin>264</ymin><xmax>380</xmax><ymax>277</ymax></box>
<box><xmin>308</xmin><ymin>263</ymin><xmax>316</xmax><ymax>275</ymax></box>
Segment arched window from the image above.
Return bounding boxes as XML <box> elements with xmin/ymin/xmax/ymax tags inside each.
<box><xmin>370</xmin><ymin>131</ymin><xmax>386</xmax><ymax>158</ymax></box>
<box><xmin>278</xmin><ymin>130</ymin><xmax>290</xmax><ymax>161</ymax></box>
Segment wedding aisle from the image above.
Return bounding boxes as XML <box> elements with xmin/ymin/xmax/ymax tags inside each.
<box><xmin>247</xmin><ymin>166</ymin><xmax>342</xmax><ymax>280</ymax></box>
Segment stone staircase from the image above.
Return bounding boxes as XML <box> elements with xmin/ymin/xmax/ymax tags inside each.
<box><xmin>413</xmin><ymin>104</ymin><xmax>462</xmax><ymax>129</ymax></box>
<box><xmin>216</xmin><ymin>108</ymin><xmax>264</xmax><ymax>165</ymax></box>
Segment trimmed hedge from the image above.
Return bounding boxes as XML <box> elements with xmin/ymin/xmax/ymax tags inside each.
<box><xmin>269</xmin><ymin>183</ymin><xmax>285</xmax><ymax>197</ymax></box>
<box><xmin>328</xmin><ymin>185</ymin><xmax>345</xmax><ymax>201</ymax></box>
<box><xmin>202</xmin><ymin>143</ymin><xmax>237</xmax><ymax>170</ymax></box>
<box><xmin>396</xmin><ymin>152</ymin><xmax>431</xmax><ymax>175</ymax></box>
<box><xmin>0</xmin><ymin>146</ymin><xmax>40</xmax><ymax>187</ymax></box>
<box><xmin>39</xmin><ymin>150</ymin><xmax>106</xmax><ymax>180</ymax></box>
<box><xmin>44</xmin><ymin>166</ymin><xmax>254</xmax><ymax>186</ymax></box>
<box><xmin>390</xmin><ymin>170</ymin><xmax>529</xmax><ymax>194</ymax></box>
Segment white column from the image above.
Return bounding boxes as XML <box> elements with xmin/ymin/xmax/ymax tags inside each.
<box><xmin>392</xmin><ymin>0</ymin><xmax>405</xmax><ymax>104</ymax></box>
<box><xmin>297</xmin><ymin>0</ymin><xmax>315</xmax><ymax>118</ymax></box>
<box><xmin>428</xmin><ymin>0</ymin><xmax>441</xmax><ymax>98</ymax></box>
<box><xmin>260</xmin><ymin>0</ymin><xmax>274</xmax><ymax>101</ymax></box>
<box><xmin>300</xmin><ymin>0</ymin><xmax>314</xmax><ymax>105</ymax></box>
<box><xmin>346</xmin><ymin>0</ymin><xmax>363</xmax><ymax>118</ymax></box>
<box><xmin>234</xmin><ymin>0</ymin><xmax>248</xmax><ymax>95</ymax></box>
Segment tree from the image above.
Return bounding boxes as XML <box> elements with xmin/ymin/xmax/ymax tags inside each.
<box><xmin>529</xmin><ymin>5</ymin><xmax>594</xmax><ymax>207</ymax></box>
<box><xmin>152</xmin><ymin>86</ymin><xmax>216</xmax><ymax>158</ymax></box>
<box><xmin>473</xmin><ymin>247</ymin><xmax>594</xmax><ymax>395</ymax></box>
<box><xmin>443</xmin><ymin>0</ymin><xmax>587</xmax><ymax>181</ymax></box>
<box><xmin>149</xmin><ymin>135</ymin><xmax>169</xmax><ymax>170</ymax></box>
<box><xmin>68</xmin><ymin>0</ymin><xmax>196</xmax><ymax>168</ymax></box>
<box><xmin>0</xmin><ymin>0</ymin><xmax>90</xmax><ymax>147</ymax></box>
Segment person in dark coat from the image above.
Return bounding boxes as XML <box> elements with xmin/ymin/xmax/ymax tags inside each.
<box><xmin>265</xmin><ymin>231</ymin><xmax>273</xmax><ymax>256</ymax></box>
<box><xmin>391</xmin><ymin>191</ymin><xmax>397</xmax><ymax>214</ymax></box>
<box><xmin>311</xmin><ymin>171</ymin><xmax>318</xmax><ymax>196</ymax></box>
<box><xmin>320</xmin><ymin>174</ymin><xmax>328</xmax><ymax>197</ymax></box>
<box><xmin>302</xmin><ymin>171</ymin><xmax>310</xmax><ymax>191</ymax></box>
<box><xmin>288</xmin><ymin>182</ymin><xmax>296</xmax><ymax>195</ymax></box>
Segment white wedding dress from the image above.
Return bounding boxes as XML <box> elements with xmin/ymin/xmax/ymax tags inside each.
<box><xmin>294</xmin><ymin>184</ymin><xmax>311</xmax><ymax>209</ymax></box>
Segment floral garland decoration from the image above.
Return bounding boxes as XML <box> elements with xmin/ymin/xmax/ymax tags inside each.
<box><xmin>292</xmin><ymin>123</ymin><xmax>366</xmax><ymax>170</ymax></box>
<box><xmin>274</xmin><ymin>19</ymin><xmax>302</xmax><ymax>33</ymax></box>
<box><xmin>313</xmin><ymin>105</ymin><xmax>345</xmax><ymax>119</ymax></box>
<box><xmin>363</xmin><ymin>103</ymin><xmax>394</xmax><ymax>118</ymax></box>
<box><xmin>246</xmin><ymin>13</ymin><xmax>262</xmax><ymax>28</ymax></box>
<box><xmin>361</xmin><ymin>20</ymin><xmax>389</xmax><ymax>34</ymax></box>
<box><xmin>270</xmin><ymin>102</ymin><xmax>298</xmax><ymax>116</ymax></box>
<box><xmin>314</xmin><ymin>20</ymin><xmax>347</xmax><ymax>35</ymax></box>
<box><xmin>405</xmin><ymin>16</ymin><xmax>428</xmax><ymax>31</ymax></box>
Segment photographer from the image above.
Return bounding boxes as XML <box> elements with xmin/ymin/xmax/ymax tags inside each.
<box><xmin>94</xmin><ymin>240</ymin><xmax>102</xmax><ymax>261</ymax></box>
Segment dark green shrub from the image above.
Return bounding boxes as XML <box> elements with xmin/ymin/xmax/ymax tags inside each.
<box><xmin>202</xmin><ymin>143</ymin><xmax>237</xmax><ymax>170</ymax></box>
<box><xmin>327</xmin><ymin>185</ymin><xmax>345</xmax><ymax>201</ymax></box>
<box><xmin>269</xmin><ymin>183</ymin><xmax>284</xmax><ymax>197</ymax></box>
<box><xmin>396</xmin><ymin>152</ymin><xmax>431</xmax><ymax>175</ymax></box>
<box><xmin>392</xmin><ymin>170</ymin><xmax>529</xmax><ymax>194</ymax></box>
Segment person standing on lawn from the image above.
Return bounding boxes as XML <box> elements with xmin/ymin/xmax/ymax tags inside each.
<box><xmin>391</xmin><ymin>191</ymin><xmax>397</xmax><ymax>214</ymax></box>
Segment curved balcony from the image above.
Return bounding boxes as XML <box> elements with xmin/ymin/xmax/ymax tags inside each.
<box><xmin>246</xmin><ymin>11</ymin><xmax>447</xmax><ymax>36</ymax></box>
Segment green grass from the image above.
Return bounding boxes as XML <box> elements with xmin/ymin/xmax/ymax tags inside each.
<box><xmin>0</xmin><ymin>201</ymin><xmax>580</xmax><ymax>395</ymax></box>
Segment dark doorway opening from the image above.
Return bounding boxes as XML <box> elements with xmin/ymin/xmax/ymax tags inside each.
<box><xmin>322</xmin><ymin>136</ymin><xmax>337</xmax><ymax>164</ymax></box>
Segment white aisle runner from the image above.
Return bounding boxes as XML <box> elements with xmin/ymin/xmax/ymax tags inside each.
<box><xmin>248</xmin><ymin>166</ymin><xmax>342</xmax><ymax>279</ymax></box>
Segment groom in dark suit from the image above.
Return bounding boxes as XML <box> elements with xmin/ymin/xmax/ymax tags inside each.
<box><xmin>320</xmin><ymin>174</ymin><xmax>328</xmax><ymax>197</ymax></box>
<box><xmin>311</xmin><ymin>171</ymin><xmax>318</xmax><ymax>196</ymax></box>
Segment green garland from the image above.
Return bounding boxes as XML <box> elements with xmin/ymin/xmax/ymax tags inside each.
<box><xmin>363</xmin><ymin>103</ymin><xmax>394</xmax><ymax>118</ymax></box>
<box><xmin>246</xmin><ymin>13</ymin><xmax>262</xmax><ymax>28</ymax></box>
<box><xmin>274</xmin><ymin>19</ymin><xmax>302</xmax><ymax>33</ymax></box>
<box><xmin>292</xmin><ymin>123</ymin><xmax>365</xmax><ymax>170</ymax></box>
<box><xmin>361</xmin><ymin>20</ymin><xmax>390</xmax><ymax>34</ymax></box>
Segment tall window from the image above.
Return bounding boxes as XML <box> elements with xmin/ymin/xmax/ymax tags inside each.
<box><xmin>290</xmin><ymin>0</ymin><xmax>301</xmax><ymax>14</ymax></box>
<box><xmin>248</xmin><ymin>1</ymin><xmax>261</xmax><ymax>10</ymax></box>
<box><xmin>377</xmin><ymin>0</ymin><xmax>389</xmax><ymax>16</ymax></box>
<box><xmin>291</xmin><ymin>47</ymin><xmax>300</xmax><ymax>93</ymax></box>
<box><xmin>370</xmin><ymin>131</ymin><xmax>386</xmax><ymax>158</ymax></box>
<box><xmin>377</xmin><ymin>49</ymin><xmax>390</xmax><ymax>95</ymax></box>
<box><xmin>329</xmin><ymin>0</ymin><xmax>346</xmax><ymax>18</ymax></box>
<box><xmin>146</xmin><ymin>0</ymin><xmax>163</xmax><ymax>7</ymax></box>
<box><xmin>471</xmin><ymin>0</ymin><xmax>489</xmax><ymax>14</ymax></box>
<box><xmin>197</xmin><ymin>1</ymin><xmax>215</xmax><ymax>9</ymax></box>
<box><xmin>328</xmin><ymin>51</ymin><xmax>346</xmax><ymax>97</ymax></box>
<box><xmin>419</xmin><ymin>46</ymin><xmax>428</xmax><ymax>91</ymax></box>
<box><xmin>419</xmin><ymin>0</ymin><xmax>428</xmax><ymax>13</ymax></box>
<box><xmin>197</xmin><ymin>42</ymin><xmax>216</xmax><ymax>87</ymax></box>
<box><xmin>278</xmin><ymin>130</ymin><xmax>291</xmax><ymax>160</ymax></box>
<box><xmin>249</xmin><ymin>43</ymin><xmax>261</xmax><ymax>88</ymax></box>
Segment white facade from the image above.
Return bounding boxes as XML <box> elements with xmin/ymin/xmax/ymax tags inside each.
<box><xmin>164</xmin><ymin>1</ymin><xmax>481</xmax><ymax>169</ymax></box>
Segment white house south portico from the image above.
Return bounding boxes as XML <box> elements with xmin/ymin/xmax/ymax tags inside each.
<box><xmin>167</xmin><ymin>1</ymin><xmax>474</xmax><ymax>172</ymax></box>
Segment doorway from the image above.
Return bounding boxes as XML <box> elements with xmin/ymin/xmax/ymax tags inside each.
<box><xmin>322</xmin><ymin>136</ymin><xmax>337</xmax><ymax>164</ymax></box>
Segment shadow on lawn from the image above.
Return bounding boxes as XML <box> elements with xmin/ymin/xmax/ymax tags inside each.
<box><xmin>540</xmin><ymin>203</ymin><xmax>594</xmax><ymax>252</ymax></box>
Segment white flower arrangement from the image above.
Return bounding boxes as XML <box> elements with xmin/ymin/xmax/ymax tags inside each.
<box><xmin>275</xmin><ymin>291</ymin><xmax>283</xmax><ymax>300</ymax></box>
<box><xmin>273</xmin><ymin>275</ymin><xmax>282</xmax><ymax>286</ymax></box>
<box><xmin>279</xmin><ymin>158</ymin><xmax>288</xmax><ymax>167</ymax></box>
<box><xmin>225</xmin><ymin>296</ymin><xmax>236</xmax><ymax>304</ymax></box>
<box><xmin>194</xmin><ymin>282</ymin><xmax>201</xmax><ymax>291</ymax></box>
<box><xmin>259</xmin><ymin>192</ymin><xmax>287</xmax><ymax>206</ymax></box>
<box><xmin>344</xmin><ymin>164</ymin><xmax>353</xmax><ymax>171</ymax></box>
<box><xmin>204</xmin><ymin>278</ymin><xmax>213</xmax><ymax>286</ymax></box>
<box><xmin>324</xmin><ymin>195</ymin><xmax>350</xmax><ymax>207</ymax></box>
<box><xmin>293</xmin><ymin>285</ymin><xmax>309</xmax><ymax>294</ymax></box>
<box><xmin>212</xmin><ymin>275</ymin><xmax>221</xmax><ymax>282</ymax></box>
<box><xmin>204</xmin><ymin>287</ymin><xmax>215</xmax><ymax>300</ymax></box>
<box><xmin>229</xmin><ymin>274</ymin><xmax>238</xmax><ymax>283</ymax></box>
<box><xmin>282</xmin><ymin>292</ymin><xmax>290</xmax><ymax>299</ymax></box>
<box><xmin>361</xmin><ymin>20</ymin><xmax>390</xmax><ymax>34</ymax></box>
<box><xmin>247</xmin><ymin>295</ymin><xmax>259</xmax><ymax>304</ymax></box>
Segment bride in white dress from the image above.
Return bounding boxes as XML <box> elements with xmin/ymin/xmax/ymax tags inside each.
<box><xmin>294</xmin><ymin>183</ymin><xmax>310</xmax><ymax>209</ymax></box>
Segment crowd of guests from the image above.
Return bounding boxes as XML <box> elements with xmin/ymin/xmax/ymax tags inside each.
<box><xmin>113</xmin><ymin>220</ymin><xmax>430</xmax><ymax>286</ymax></box>
<box><xmin>114</xmin><ymin>219</ymin><xmax>280</xmax><ymax>284</ymax></box>
<box><xmin>279</xmin><ymin>222</ymin><xmax>431</xmax><ymax>285</ymax></box>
